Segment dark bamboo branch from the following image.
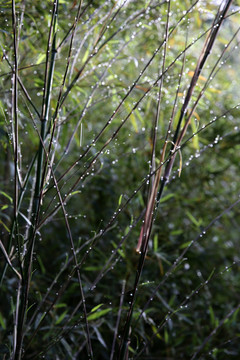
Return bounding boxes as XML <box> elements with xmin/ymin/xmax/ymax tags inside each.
<box><xmin>11</xmin><ymin>0</ymin><xmax>19</xmax><ymax>356</ymax></box>
<box><xmin>14</xmin><ymin>2</ymin><xmax>59</xmax><ymax>358</ymax></box>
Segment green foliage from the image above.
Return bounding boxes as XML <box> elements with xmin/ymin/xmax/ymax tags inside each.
<box><xmin>0</xmin><ymin>0</ymin><xmax>240</xmax><ymax>359</ymax></box>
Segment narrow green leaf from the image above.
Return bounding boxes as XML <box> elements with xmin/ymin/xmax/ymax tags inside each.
<box><xmin>160</xmin><ymin>193</ymin><xmax>175</xmax><ymax>203</ymax></box>
<box><xmin>186</xmin><ymin>211</ymin><xmax>201</xmax><ymax>227</ymax></box>
<box><xmin>0</xmin><ymin>191</ymin><xmax>12</xmax><ymax>203</ymax></box>
<box><xmin>90</xmin><ymin>304</ymin><xmax>103</xmax><ymax>313</ymax></box>
<box><xmin>36</xmin><ymin>53</ymin><xmax>45</xmax><ymax>65</ymax></box>
<box><xmin>151</xmin><ymin>324</ymin><xmax>162</xmax><ymax>339</ymax></box>
<box><xmin>1</xmin><ymin>205</ymin><xmax>8</xmax><ymax>210</ymax></box>
<box><xmin>54</xmin><ymin>303</ymin><xmax>67</xmax><ymax>309</ymax></box>
<box><xmin>0</xmin><ymin>312</ymin><xmax>6</xmax><ymax>330</ymax></box>
<box><xmin>164</xmin><ymin>328</ymin><xmax>169</xmax><ymax>344</ymax></box>
<box><xmin>87</xmin><ymin>308</ymin><xmax>111</xmax><ymax>321</ymax></box>
<box><xmin>111</xmin><ymin>241</ymin><xmax>125</xmax><ymax>259</ymax></box>
<box><xmin>0</xmin><ymin>220</ymin><xmax>10</xmax><ymax>233</ymax></box>
<box><xmin>170</xmin><ymin>229</ymin><xmax>183</xmax><ymax>236</ymax></box>
<box><xmin>153</xmin><ymin>233</ymin><xmax>158</xmax><ymax>252</ymax></box>
<box><xmin>209</xmin><ymin>305</ymin><xmax>215</xmax><ymax>326</ymax></box>
<box><xmin>37</xmin><ymin>255</ymin><xmax>46</xmax><ymax>274</ymax></box>
<box><xmin>118</xmin><ymin>194</ymin><xmax>123</xmax><ymax>206</ymax></box>
<box><xmin>55</xmin><ymin>310</ymin><xmax>68</xmax><ymax>325</ymax></box>
<box><xmin>180</xmin><ymin>241</ymin><xmax>193</xmax><ymax>249</ymax></box>
<box><xmin>70</xmin><ymin>191</ymin><xmax>81</xmax><ymax>196</ymax></box>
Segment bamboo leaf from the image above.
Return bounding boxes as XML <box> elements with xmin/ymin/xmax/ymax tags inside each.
<box><xmin>90</xmin><ymin>304</ymin><xmax>103</xmax><ymax>313</ymax></box>
<box><xmin>0</xmin><ymin>312</ymin><xmax>6</xmax><ymax>330</ymax></box>
<box><xmin>0</xmin><ymin>191</ymin><xmax>13</xmax><ymax>203</ymax></box>
<box><xmin>186</xmin><ymin>211</ymin><xmax>202</xmax><ymax>227</ymax></box>
<box><xmin>87</xmin><ymin>308</ymin><xmax>111</xmax><ymax>321</ymax></box>
<box><xmin>160</xmin><ymin>193</ymin><xmax>175</xmax><ymax>203</ymax></box>
<box><xmin>55</xmin><ymin>310</ymin><xmax>68</xmax><ymax>325</ymax></box>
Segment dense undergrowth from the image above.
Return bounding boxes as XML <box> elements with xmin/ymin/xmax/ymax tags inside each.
<box><xmin>0</xmin><ymin>0</ymin><xmax>240</xmax><ymax>359</ymax></box>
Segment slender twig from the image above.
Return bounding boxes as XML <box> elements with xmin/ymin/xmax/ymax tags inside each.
<box><xmin>150</xmin><ymin>0</ymin><xmax>170</xmax><ymax>185</ymax></box>
<box><xmin>0</xmin><ymin>240</ymin><xmax>21</xmax><ymax>280</ymax></box>
<box><xmin>110</xmin><ymin>280</ymin><xmax>126</xmax><ymax>360</ymax></box>
<box><xmin>14</xmin><ymin>2</ymin><xmax>59</xmax><ymax>358</ymax></box>
<box><xmin>42</xmin><ymin>0</ymin><xmax>84</xmax><ymax>191</ymax></box>
<box><xmin>119</xmin><ymin>2</ymin><xmax>233</xmax><ymax>357</ymax></box>
<box><xmin>63</xmin><ymin>26</ymin><xmax>144</xmax><ymax>156</ymax></box>
<box><xmin>12</xmin><ymin>0</ymin><xmax>19</xmax><ymax>230</ymax></box>
<box><xmin>134</xmin><ymin>198</ymin><xmax>240</xmax><ymax>359</ymax></box>
<box><xmin>1</xmin><ymin>48</ymin><xmax>40</xmax><ymax>118</ymax></box>
<box><xmin>40</xmin><ymin>14</ymin><xmax>213</xmax><ymax>228</ymax></box>
<box><xmin>191</xmin><ymin>303</ymin><xmax>240</xmax><ymax>359</ymax></box>
<box><xmin>11</xmin><ymin>0</ymin><xmax>19</xmax><ymax>356</ymax></box>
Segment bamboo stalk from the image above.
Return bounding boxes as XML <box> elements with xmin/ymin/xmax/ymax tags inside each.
<box><xmin>119</xmin><ymin>1</ymin><xmax>233</xmax><ymax>358</ymax></box>
<box><xmin>14</xmin><ymin>2</ymin><xmax>59</xmax><ymax>358</ymax></box>
<box><xmin>11</xmin><ymin>0</ymin><xmax>19</xmax><ymax>357</ymax></box>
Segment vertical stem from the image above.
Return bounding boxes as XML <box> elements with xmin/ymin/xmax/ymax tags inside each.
<box><xmin>14</xmin><ymin>2</ymin><xmax>58</xmax><ymax>358</ymax></box>
<box><xmin>120</xmin><ymin>1</ymin><xmax>233</xmax><ymax>358</ymax></box>
<box><xmin>150</xmin><ymin>0</ymin><xmax>170</xmax><ymax>185</ymax></box>
<box><xmin>110</xmin><ymin>280</ymin><xmax>126</xmax><ymax>360</ymax></box>
<box><xmin>11</xmin><ymin>0</ymin><xmax>19</xmax><ymax>358</ymax></box>
<box><xmin>12</xmin><ymin>0</ymin><xmax>18</xmax><ymax>233</ymax></box>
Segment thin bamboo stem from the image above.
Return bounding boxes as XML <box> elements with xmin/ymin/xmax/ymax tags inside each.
<box><xmin>14</xmin><ymin>2</ymin><xmax>59</xmax><ymax>358</ymax></box>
